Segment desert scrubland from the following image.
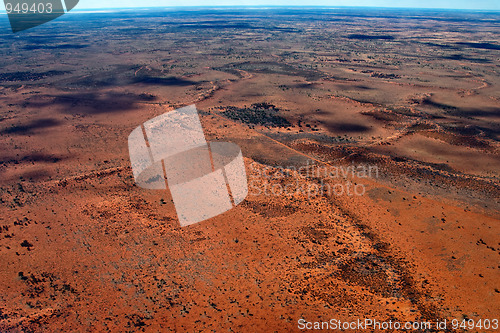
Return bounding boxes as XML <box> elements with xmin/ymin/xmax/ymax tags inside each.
<box><xmin>0</xmin><ymin>8</ymin><xmax>498</xmax><ymax>332</ymax></box>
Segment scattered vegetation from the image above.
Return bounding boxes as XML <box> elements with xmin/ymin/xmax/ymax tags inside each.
<box><xmin>221</xmin><ymin>103</ymin><xmax>292</xmax><ymax>128</ymax></box>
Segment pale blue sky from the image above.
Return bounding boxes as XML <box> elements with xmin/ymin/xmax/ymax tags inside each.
<box><xmin>75</xmin><ymin>1</ymin><xmax>499</xmax><ymax>10</ymax></box>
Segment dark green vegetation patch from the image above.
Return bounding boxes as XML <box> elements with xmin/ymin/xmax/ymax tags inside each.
<box><xmin>221</xmin><ymin>103</ymin><xmax>292</xmax><ymax>128</ymax></box>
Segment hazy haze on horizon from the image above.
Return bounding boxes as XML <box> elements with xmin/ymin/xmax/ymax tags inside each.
<box><xmin>75</xmin><ymin>1</ymin><xmax>499</xmax><ymax>10</ymax></box>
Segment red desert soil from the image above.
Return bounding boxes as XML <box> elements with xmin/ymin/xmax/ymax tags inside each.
<box><xmin>0</xmin><ymin>89</ymin><xmax>498</xmax><ymax>331</ymax></box>
<box><xmin>1</xmin><ymin>8</ymin><xmax>499</xmax><ymax>332</ymax></box>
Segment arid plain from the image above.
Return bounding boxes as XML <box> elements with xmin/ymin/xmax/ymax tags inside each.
<box><xmin>0</xmin><ymin>7</ymin><xmax>499</xmax><ymax>332</ymax></box>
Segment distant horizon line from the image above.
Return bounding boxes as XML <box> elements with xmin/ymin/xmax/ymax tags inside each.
<box><xmin>1</xmin><ymin>5</ymin><xmax>500</xmax><ymax>13</ymax></box>
<box><xmin>71</xmin><ymin>5</ymin><xmax>500</xmax><ymax>12</ymax></box>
